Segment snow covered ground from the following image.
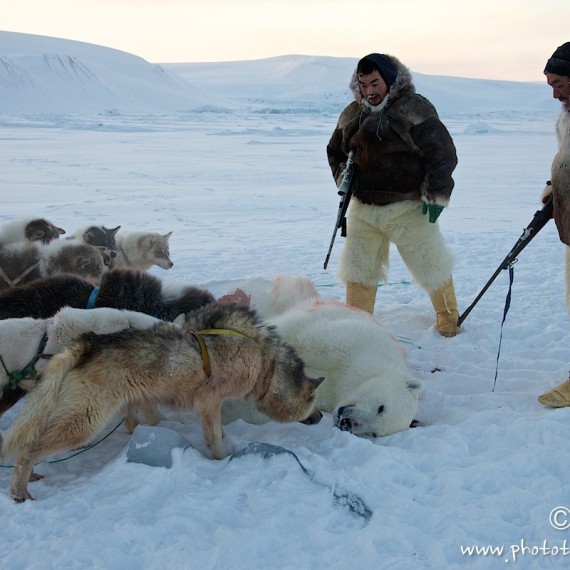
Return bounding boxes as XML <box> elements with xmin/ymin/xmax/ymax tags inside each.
<box><xmin>1</xmin><ymin>31</ymin><xmax>570</xmax><ymax>569</ymax></box>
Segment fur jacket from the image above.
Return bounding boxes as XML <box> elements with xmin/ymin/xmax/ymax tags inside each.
<box><xmin>326</xmin><ymin>56</ymin><xmax>457</xmax><ymax>207</ymax></box>
<box><xmin>551</xmin><ymin>110</ymin><xmax>570</xmax><ymax>245</ymax></box>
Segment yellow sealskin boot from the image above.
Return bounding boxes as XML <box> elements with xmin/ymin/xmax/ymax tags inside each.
<box><xmin>538</xmin><ymin>378</ymin><xmax>570</xmax><ymax>408</ymax></box>
<box><xmin>346</xmin><ymin>282</ymin><xmax>377</xmax><ymax>315</ymax></box>
<box><xmin>429</xmin><ymin>278</ymin><xmax>460</xmax><ymax>337</ymax></box>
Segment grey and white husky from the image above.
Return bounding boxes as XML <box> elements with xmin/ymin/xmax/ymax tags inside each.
<box><xmin>2</xmin><ymin>301</ymin><xmax>323</xmax><ymax>502</ymax></box>
<box><xmin>0</xmin><ymin>240</ymin><xmax>106</xmax><ymax>290</ymax></box>
<box><xmin>111</xmin><ymin>231</ymin><xmax>173</xmax><ymax>271</ymax></box>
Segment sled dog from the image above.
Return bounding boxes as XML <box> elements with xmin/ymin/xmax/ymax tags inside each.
<box><xmin>221</xmin><ymin>275</ymin><xmax>421</xmax><ymax>437</ymax></box>
<box><xmin>0</xmin><ymin>240</ymin><xmax>107</xmax><ymax>290</ymax></box>
<box><xmin>111</xmin><ymin>231</ymin><xmax>173</xmax><ymax>272</ymax></box>
<box><xmin>2</xmin><ymin>302</ymin><xmax>323</xmax><ymax>502</ymax></box>
<box><xmin>0</xmin><ymin>217</ymin><xmax>65</xmax><ymax>246</ymax></box>
<box><xmin>0</xmin><ymin>308</ymin><xmax>167</xmax><ymax>434</ymax></box>
<box><xmin>71</xmin><ymin>225</ymin><xmax>121</xmax><ymax>265</ymax></box>
<box><xmin>0</xmin><ymin>268</ymin><xmax>214</xmax><ymax>320</ymax></box>
<box><xmin>0</xmin><ymin>317</ymin><xmax>48</xmax><ymax>418</ymax></box>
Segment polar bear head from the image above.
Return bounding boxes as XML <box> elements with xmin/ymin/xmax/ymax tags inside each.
<box><xmin>333</xmin><ymin>373</ymin><xmax>421</xmax><ymax>437</ymax></box>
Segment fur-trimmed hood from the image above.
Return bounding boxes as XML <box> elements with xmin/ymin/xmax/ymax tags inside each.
<box><xmin>349</xmin><ymin>54</ymin><xmax>415</xmax><ymax>107</ymax></box>
<box><xmin>326</xmin><ymin>55</ymin><xmax>457</xmax><ymax>207</ymax></box>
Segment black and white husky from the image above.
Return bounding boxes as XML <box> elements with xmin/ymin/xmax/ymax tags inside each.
<box><xmin>71</xmin><ymin>225</ymin><xmax>121</xmax><ymax>266</ymax></box>
<box><xmin>0</xmin><ymin>268</ymin><xmax>215</xmax><ymax>320</ymax></box>
<box><xmin>0</xmin><ymin>217</ymin><xmax>65</xmax><ymax>246</ymax></box>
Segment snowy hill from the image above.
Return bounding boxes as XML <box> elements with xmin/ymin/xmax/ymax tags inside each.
<box><xmin>0</xmin><ymin>31</ymin><xmax>220</xmax><ymax>114</ymax></box>
<box><xmin>167</xmin><ymin>55</ymin><xmax>555</xmax><ymax>117</ymax></box>
<box><xmin>0</xmin><ymin>31</ymin><xmax>557</xmax><ymax>118</ymax></box>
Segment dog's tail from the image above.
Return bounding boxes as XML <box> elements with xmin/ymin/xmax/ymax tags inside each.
<box><xmin>1</xmin><ymin>345</ymin><xmax>81</xmax><ymax>459</ymax></box>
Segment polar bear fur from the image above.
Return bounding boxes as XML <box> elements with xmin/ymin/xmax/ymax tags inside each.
<box><xmin>221</xmin><ymin>275</ymin><xmax>420</xmax><ymax>437</ymax></box>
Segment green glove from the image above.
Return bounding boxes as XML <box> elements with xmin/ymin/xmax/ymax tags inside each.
<box><xmin>422</xmin><ymin>202</ymin><xmax>444</xmax><ymax>223</ymax></box>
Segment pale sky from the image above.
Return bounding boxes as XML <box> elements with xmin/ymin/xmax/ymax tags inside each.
<box><xmin>3</xmin><ymin>0</ymin><xmax>569</xmax><ymax>82</ymax></box>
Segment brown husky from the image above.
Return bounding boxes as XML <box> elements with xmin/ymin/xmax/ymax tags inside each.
<box><xmin>2</xmin><ymin>302</ymin><xmax>323</xmax><ymax>502</ymax></box>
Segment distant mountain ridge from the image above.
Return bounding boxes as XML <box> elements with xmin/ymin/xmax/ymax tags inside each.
<box><xmin>0</xmin><ymin>31</ymin><xmax>214</xmax><ymax>114</ymax></box>
<box><xmin>167</xmin><ymin>56</ymin><xmax>555</xmax><ymax>117</ymax></box>
<box><xmin>0</xmin><ymin>31</ymin><xmax>556</xmax><ymax>117</ymax></box>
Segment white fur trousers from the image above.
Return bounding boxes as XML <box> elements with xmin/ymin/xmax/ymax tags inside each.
<box><xmin>338</xmin><ymin>198</ymin><xmax>454</xmax><ymax>292</ymax></box>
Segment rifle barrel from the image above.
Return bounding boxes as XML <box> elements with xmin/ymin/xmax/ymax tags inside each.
<box><xmin>457</xmin><ymin>264</ymin><xmax>507</xmax><ymax>326</ymax></box>
<box><xmin>323</xmin><ymin>150</ymin><xmax>355</xmax><ymax>270</ymax></box>
<box><xmin>457</xmin><ymin>196</ymin><xmax>553</xmax><ymax>326</ymax></box>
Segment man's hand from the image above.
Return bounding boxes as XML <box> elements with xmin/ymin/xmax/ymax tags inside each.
<box><xmin>422</xmin><ymin>201</ymin><xmax>444</xmax><ymax>223</ymax></box>
<box><xmin>541</xmin><ymin>180</ymin><xmax>553</xmax><ymax>205</ymax></box>
<box><xmin>336</xmin><ymin>162</ymin><xmax>350</xmax><ymax>189</ymax></box>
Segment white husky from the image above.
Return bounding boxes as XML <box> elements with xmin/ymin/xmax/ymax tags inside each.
<box><xmin>0</xmin><ymin>307</ymin><xmax>167</xmax><ymax>432</ymax></box>
<box><xmin>221</xmin><ymin>275</ymin><xmax>421</xmax><ymax>437</ymax></box>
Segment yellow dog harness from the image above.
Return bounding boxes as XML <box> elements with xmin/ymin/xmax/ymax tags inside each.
<box><xmin>190</xmin><ymin>328</ymin><xmax>249</xmax><ymax>377</ymax></box>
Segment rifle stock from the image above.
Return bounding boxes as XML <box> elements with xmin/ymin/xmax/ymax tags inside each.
<box><xmin>323</xmin><ymin>150</ymin><xmax>355</xmax><ymax>270</ymax></box>
<box><xmin>457</xmin><ymin>196</ymin><xmax>553</xmax><ymax>326</ymax></box>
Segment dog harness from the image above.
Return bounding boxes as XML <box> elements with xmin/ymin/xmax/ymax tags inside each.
<box><xmin>190</xmin><ymin>328</ymin><xmax>249</xmax><ymax>377</ymax></box>
<box><xmin>86</xmin><ymin>287</ymin><xmax>99</xmax><ymax>309</ymax></box>
<box><xmin>0</xmin><ymin>262</ymin><xmax>40</xmax><ymax>288</ymax></box>
<box><xmin>0</xmin><ymin>332</ymin><xmax>49</xmax><ymax>392</ymax></box>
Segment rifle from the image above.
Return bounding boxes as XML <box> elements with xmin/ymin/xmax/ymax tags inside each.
<box><xmin>323</xmin><ymin>150</ymin><xmax>356</xmax><ymax>270</ymax></box>
<box><xmin>457</xmin><ymin>195</ymin><xmax>553</xmax><ymax>326</ymax></box>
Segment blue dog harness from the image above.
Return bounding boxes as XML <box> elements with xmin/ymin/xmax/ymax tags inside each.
<box><xmin>86</xmin><ymin>287</ymin><xmax>100</xmax><ymax>309</ymax></box>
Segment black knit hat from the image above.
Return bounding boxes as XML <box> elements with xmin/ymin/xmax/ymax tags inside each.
<box><xmin>357</xmin><ymin>53</ymin><xmax>398</xmax><ymax>89</ymax></box>
<box><xmin>544</xmin><ymin>42</ymin><xmax>570</xmax><ymax>76</ymax></box>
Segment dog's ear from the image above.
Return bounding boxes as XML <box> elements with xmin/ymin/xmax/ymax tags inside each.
<box><xmin>107</xmin><ymin>226</ymin><xmax>121</xmax><ymax>236</ymax></box>
<box><xmin>162</xmin><ymin>231</ymin><xmax>173</xmax><ymax>242</ymax></box>
<box><xmin>44</xmin><ymin>222</ymin><xmax>65</xmax><ymax>237</ymax></box>
<box><xmin>142</xmin><ymin>236</ymin><xmax>157</xmax><ymax>250</ymax></box>
<box><xmin>29</xmin><ymin>228</ymin><xmax>46</xmax><ymax>241</ymax></box>
<box><xmin>173</xmin><ymin>313</ymin><xmax>185</xmax><ymax>326</ymax></box>
<box><xmin>310</xmin><ymin>376</ymin><xmax>325</xmax><ymax>388</ymax></box>
<box><xmin>76</xmin><ymin>255</ymin><xmax>94</xmax><ymax>270</ymax></box>
<box><xmin>84</xmin><ymin>228</ymin><xmax>96</xmax><ymax>241</ymax></box>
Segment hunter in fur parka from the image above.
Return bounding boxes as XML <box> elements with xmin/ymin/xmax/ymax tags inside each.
<box><xmin>536</xmin><ymin>41</ymin><xmax>570</xmax><ymax>408</ymax></box>
<box><xmin>327</xmin><ymin>55</ymin><xmax>458</xmax><ymax>207</ymax></box>
<box><xmin>326</xmin><ymin>53</ymin><xmax>461</xmax><ymax>337</ymax></box>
